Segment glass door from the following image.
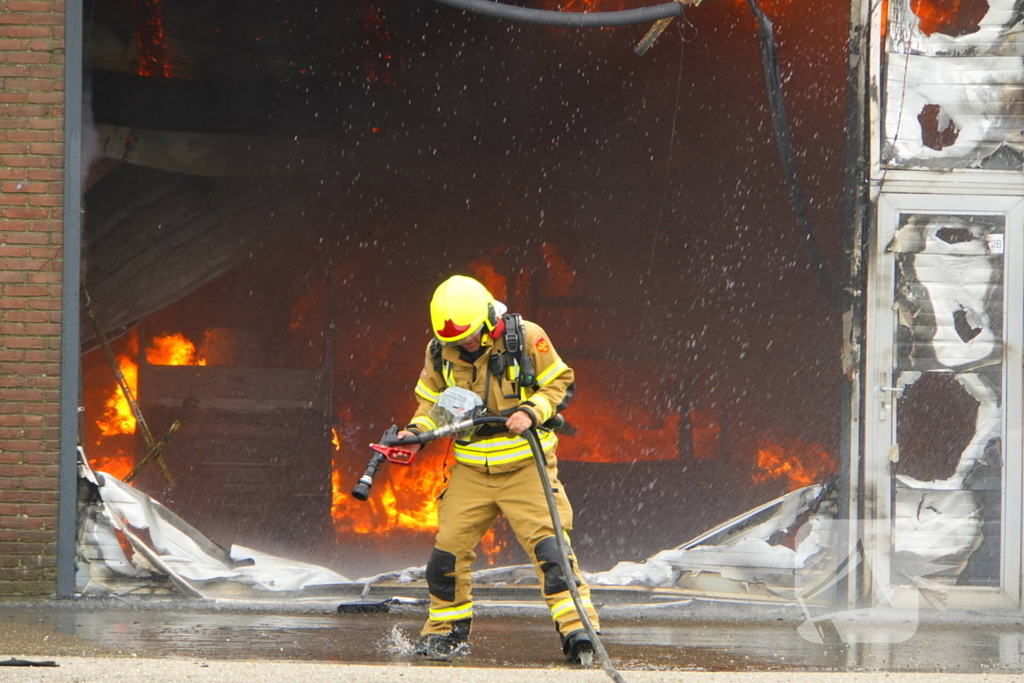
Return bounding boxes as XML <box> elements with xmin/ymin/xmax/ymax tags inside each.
<box><xmin>866</xmin><ymin>193</ymin><xmax>1022</xmax><ymax>608</ymax></box>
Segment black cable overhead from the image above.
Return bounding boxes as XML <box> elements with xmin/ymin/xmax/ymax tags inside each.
<box><xmin>429</xmin><ymin>0</ymin><xmax>683</xmax><ymax>27</ymax></box>
<box><xmin>743</xmin><ymin>0</ymin><xmax>840</xmax><ymax>306</ymax></box>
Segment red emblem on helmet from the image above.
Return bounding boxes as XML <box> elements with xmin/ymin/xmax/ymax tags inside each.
<box><xmin>536</xmin><ymin>337</ymin><xmax>550</xmax><ymax>353</ymax></box>
<box><xmin>437</xmin><ymin>319</ymin><xmax>471</xmax><ymax>339</ymax></box>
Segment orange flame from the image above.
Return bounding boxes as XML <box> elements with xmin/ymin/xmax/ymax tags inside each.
<box><xmin>330</xmin><ymin>429</ymin><xmax>506</xmax><ymax>564</ymax></box>
<box><xmin>89</xmin><ymin>453</ymin><xmax>136</xmax><ymax>481</ymax></box>
<box><xmin>752</xmin><ymin>437</ymin><xmax>836</xmax><ymax>490</ymax></box>
<box><xmin>132</xmin><ymin>0</ymin><xmax>170</xmax><ymax>78</ymax></box>
<box><xmin>560</xmin><ymin>377</ymin><xmax>681</xmax><ymax>462</ymax></box>
<box><xmin>468</xmin><ymin>247</ymin><xmax>508</xmax><ymax>302</ymax></box>
<box><xmin>910</xmin><ymin>0</ymin><xmax>988</xmax><ymax>37</ymax></box>
<box><xmin>97</xmin><ymin>357</ymin><xmax>138</xmax><ymax>436</ymax></box>
<box><xmin>479</xmin><ymin>528</ymin><xmax>507</xmax><ymax>562</ymax></box>
<box><xmin>90</xmin><ymin>330</ymin><xmax>201</xmax><ymax>482</ymax></box>
<box><xmin>331</xmin><ymin>428</ymin><xmax>443</xmax><ymax>535</ymax></box>
<box><xmin>86</xmin><ymin>330</ymin><xmax>138</xmax><ymax>480</ymax></box>
<box><xmin>146</xmin><ymin>333</ymin><xmax>206</xmax><ymax>366</ymax></box>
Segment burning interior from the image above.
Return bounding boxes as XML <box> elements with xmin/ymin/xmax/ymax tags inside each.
<box><xmin>77</xmin><ymin>0</ymin><xmax>850</xmax><ymax>589</ymax></box>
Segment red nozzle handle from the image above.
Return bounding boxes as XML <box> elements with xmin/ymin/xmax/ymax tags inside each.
<box><xmin>369</xmin><ymin>443</ymin><xmax>416</xmax><ymax>465</ymax></box>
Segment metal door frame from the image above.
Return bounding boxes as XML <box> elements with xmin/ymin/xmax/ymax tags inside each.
<box><xmin>865</xmin><ymin>192</ymin><xmax>1023</xmax><ymax>609</ymax></box>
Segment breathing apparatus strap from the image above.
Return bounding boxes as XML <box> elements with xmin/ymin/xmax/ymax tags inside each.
<box><xmin>429</xmin><ymin>314</ymin><xmax>536</xmax><ymax>392</ymax></box>
<box><xmin>429</xmin><ymin>339</ymin><xmax>457</xmax><ymax>388</ymax></box>
<box><xmin>501</xmin><ymin>313</ymin><xmax>536</xmax><ymax>392</ymax></box>
<box><xmin>427</xmin><ymin>316</ymin><xmax>562</xmax><ymax>434</ymax></box>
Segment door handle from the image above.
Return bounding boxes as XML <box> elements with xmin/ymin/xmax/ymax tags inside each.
<box><xmin>878</xmin><ymin>373</ymin><xmax>903</xmax><ymax>421</ymax></box>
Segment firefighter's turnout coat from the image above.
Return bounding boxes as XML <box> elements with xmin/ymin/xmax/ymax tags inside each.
<box><xmin>405</xmin><ymin>319</ymin><xmax>600</xmax><ymax>639</ymax></box>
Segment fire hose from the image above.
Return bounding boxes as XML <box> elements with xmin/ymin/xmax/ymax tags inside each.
<box><xmin>353</xmin><ymin>416</ymin><xmax>626</xmax><ymax>683</ymax></box>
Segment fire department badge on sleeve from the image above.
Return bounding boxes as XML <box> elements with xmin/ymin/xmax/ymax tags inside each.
<box><xmin>536</xmin><ymin>337</ymin><xmax>550</xmax><ymax>353</ymax></box>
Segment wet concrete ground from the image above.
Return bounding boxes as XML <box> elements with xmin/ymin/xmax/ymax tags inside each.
<box><xmin>1</xmin><ymin>598</ymin><xmax>1022</xmax><ymax>679</ymax></box>
<box><xmin>4</xmin><ymin>658</ymin><xmax>1023</xmax><ymax>683</ymax></box>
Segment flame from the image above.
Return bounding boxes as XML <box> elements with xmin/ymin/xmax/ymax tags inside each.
<box><xmin>89</xmin><ymin>453</ymin><xmax>136</xmax><ymax>481</ymax></box>
<box><xmin>96</xmin><ymin>357</ymin><xmax>138</xmax><ymax>436</ymax></box>
<box><xmin>751</xmin><ymin>437</ymin><xmax>836</xmax><ymax>490</ymax></box>
<box><xmin>85</xmin><ymin>330</ymin><xmax>139</xmax><ymax>481</ymax></box>
<box><xmin>910</xmin><ymin>0</ymin><xmax>988</xmax><ymax>37</ymax></box>
<box><xmin>331</xmin><ymin>430</ymin><xmax>444</xmax><ymax>535</ymax></box>
<box><xmin>89</xmin><ymin>330</ymin><xmax>201</xmax><ymax>482</ymax></box>
<box><xmin>330</xmin><ymin>429</ymin><xmax>506</xmax><ymax>564</ymax></box>
<box><xmin>479</xmin><ymin>528</ymin><xmax>508</xmax><ymax>563</ymax></box>
<box><xmin>146</xmin><ymin>333</ymin><xmax>206</xmax><ymax>366</ymax></box>
<box><xmin>132</xmin><ymin>0</ymin><xmax>170</xmax><ymax>78</ymax></box>
<box><xmin>467</xmin><ymin>242</ymin><xmax>576</xmax><ymax>307</ymax></box>
<box><xmin>564</xmin><ymin>408</ymin><xmax>680</xmax><ymax>462</ymax></box>
<box><xmin>468</xmin><ymin>247</ymin><xmax>509</xmax><ymax>302</ymax></box>
<box><xmin>559</xmin><ymin>374</ymin><xmax>681</xmax><ymax>462</ymax></box>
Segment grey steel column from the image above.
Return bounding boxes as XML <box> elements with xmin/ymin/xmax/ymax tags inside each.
<box><xmin>839</xmin><ymin>0</ymin><xmax>872</xmax><ymax>610</ymax></box>
<box><xmin>57</xmin><ymin>0</ymin><xmax>84</xmax><ymax>598</ymax></box>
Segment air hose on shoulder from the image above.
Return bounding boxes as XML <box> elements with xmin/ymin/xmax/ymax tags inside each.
<box><xmin>381</xmin><ymin>416</ymin><xmax>626</xmax><ymax>683</ymax></box>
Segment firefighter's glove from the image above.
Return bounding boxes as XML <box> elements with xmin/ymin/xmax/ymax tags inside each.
<box><xmin>395</xmin><ymin>430</ymin><xmax>423</xmax><ymax>454</ymax></box>
<box><xmin>505</xmin><ymin>410</ymin><xmax>534</xmax><ymax>436</ymax></box>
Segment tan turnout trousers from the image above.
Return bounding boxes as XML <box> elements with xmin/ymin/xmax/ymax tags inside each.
<box><xmin>420</xmin><ymin>447</ymin><xmax>600</xmax><ymax>639</ymax></box>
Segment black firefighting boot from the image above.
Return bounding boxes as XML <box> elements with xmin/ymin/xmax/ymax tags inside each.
<box><xmin>414</xmin><ymin>619</ymin><xmax>471</xmax><ymax>657</ymax></box>
<box><xmin>561</xmin><ymin>629</ymin><xmax>594</xmax><ymax>664</ymax></box>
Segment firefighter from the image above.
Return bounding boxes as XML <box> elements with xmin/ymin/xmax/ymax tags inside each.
<box><xmin>396</xmin><ymin>274</ymin><xmax>599</xmax><ymax>662</ymax></box>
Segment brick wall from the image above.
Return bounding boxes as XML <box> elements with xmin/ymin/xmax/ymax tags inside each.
<box><xmin>0</xmin><ymin>0</ymin><xmax>66</xmax><ymax>597</ymax></box>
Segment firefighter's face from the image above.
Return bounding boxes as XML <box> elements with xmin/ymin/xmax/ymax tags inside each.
<box><xmin>458</xmin><ymin>328</ymin><xmax>483</xmax><ymax>352</ymax></box>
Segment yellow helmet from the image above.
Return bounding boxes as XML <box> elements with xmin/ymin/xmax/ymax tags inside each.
<box><xmin>430</xmin><ymin>275</ymin><xmax>498</xmax><ymax>343</ymax></box>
